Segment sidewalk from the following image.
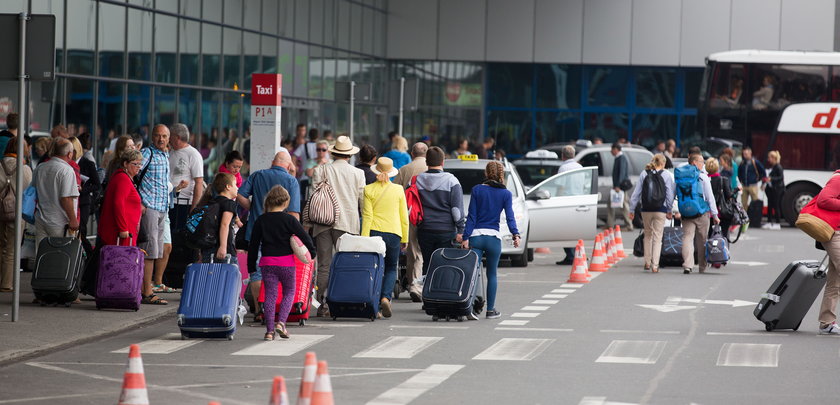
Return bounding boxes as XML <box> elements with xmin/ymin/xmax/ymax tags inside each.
<box><xmin>0</xmin><ymin>272</ymin><xmax>180</xmax><ymax>365</ymax></box>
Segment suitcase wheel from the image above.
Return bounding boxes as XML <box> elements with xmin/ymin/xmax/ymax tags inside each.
<box><xmin>370</xmin><ymin>315</ymin><xmax>375</xmax><ymax>322</ymax></box>
<box><xmin>299</xmin><ymin>319</ymin><xmax>306</xmax><ymax>326</ymax></box>
<box><xmin>181</xmin><ymin>333</ymin><xmax>190</xmax><ymax>340</ymax></box>
<box><xmin>96</xmin><ymin>305</ymin><xmax>101</xmax><ymax>310</ymax></box>
<box><xmin>457</xmin><ymin>316</ymin><xmax>465</xmax><ymax>322</ymax></box>
<box><xmin>764</xmin><ymin>322</ymin><xmax>775</xmax><ymax>332</ymax></box>
<box><xmin>332</xmin><ymin>316</ymin><xmax>337</xmax><ymax>321</ymax></box>
<box><xmin>793</xmin><ymin>321</ymin><xmax>801</xmax><ymax>331</ymax></box>
<box><xmin>64</xmin><ymin>302</ymin><xmax>71</xmax><ymax>308</ymax></box>
<box><xmin>227</xmin><ymin>334</ymin><xmax>234</xmax><ymax>341</ymax></box>
<box><xmin>445</xmin><ymin>316</ymin><xmax>451</xmax><ymax>322</ymax></box>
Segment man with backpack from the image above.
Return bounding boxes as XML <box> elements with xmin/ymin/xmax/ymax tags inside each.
<box><xmin>629</xmin><ymin>154</ymin><xmax>675</xmax><ymax>273</ymax></box>
<box><xmin>394</xmin><ymin>142</ymin><xmax>428</xmax><ymax>302</ymax></box>
<box><xmin>737</xmin><ymin>147</ymin><xmax>765</xmax><ymax>210</ymax></box>
<box><xmin>557</xmin><ymin>145</ymin><xmax>583</xmax><ymax>265</ymax></box>
<box><xmin>675</xmin><ymin>153</ymin><xmax>720</xmax><ymax>274</ymax></box>
<box><xmin>608</xmin><ymin>142</ymin><xmax>634</xmax><ymax>231</ymax></box>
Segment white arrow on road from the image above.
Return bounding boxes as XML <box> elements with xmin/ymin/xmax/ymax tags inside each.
<box><xmin>670</xmin><ymin>297</ymin><xmax>756</xmax><ymax>307</ymax></box>
<box><xmin>636</xmin><ymin>304</ymin><xmax>697</xmax><ymax>313</ymax></box>
<box><xmin>729</xmin><ymin>261</ymin><xmax>768</xmax><ymax>267</ymax></box>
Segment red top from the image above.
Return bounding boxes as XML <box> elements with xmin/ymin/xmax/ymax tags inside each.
<box><xmin>217</xmin><ymin>162</ymin><xmax>243</xmax><ymax>187</ymax></box>
<box><xmin>809</xmin><ymin>171</ymin><xmax>840</xmax><ymax>229</ymax></box>
<box><xmin>98</xmin><ymin>169</ymin><xmax>143</xmax><ymax>246</ymax></box>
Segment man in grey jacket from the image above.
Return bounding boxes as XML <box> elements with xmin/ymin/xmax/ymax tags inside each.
<box><xmin>608</xmin><ymin>142</ymin><xmax>633</xmax><ymax>231</ymax></box>
<box><xmin>416</xmin><ymin>146</ymin><xmax>465</xmax><ymax>276</ymax></box>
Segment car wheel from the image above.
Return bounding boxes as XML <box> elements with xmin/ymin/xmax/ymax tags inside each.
<box><xmin>527</xmin><ymin>248</ymin><xmax>534</xmax><ymax>262</ymax></box>
<box><xmin>782</xmin><ymin>183</ymin><xmax>820</xmax><ymax>226</ymax></box>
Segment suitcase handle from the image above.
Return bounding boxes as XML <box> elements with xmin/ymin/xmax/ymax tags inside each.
<box><xmin>116</xmin><ymin>233</ymin><xmax>133</xmax><ymax>245</ymax></box>
<box><xmin>439</xmin><ymin>249</ymin><xmax>477</xmax><ymax>261</ymax></box>
<box><xmin>816</xmin><ymin>254</ymin><xmax>829</xmax><ymax>278</ymax></box>
<box><xmin>210</xmin><ymin>254</ymin><xmax>232</xmax><ymax>264</ymax></box>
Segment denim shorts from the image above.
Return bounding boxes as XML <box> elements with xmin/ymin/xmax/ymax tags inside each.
<box><xmin>249</xmin><ymin>268</ymin><xmax>262</xmax><ymax>282</ymax></box>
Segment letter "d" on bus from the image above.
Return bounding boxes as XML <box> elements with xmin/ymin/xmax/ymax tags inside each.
<box><xmin>812</xmin><ymin>107</ymin><xmax>837</xmax><ymax>128</ymax></box>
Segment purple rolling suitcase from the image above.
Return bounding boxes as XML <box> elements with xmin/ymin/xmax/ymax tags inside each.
<box><xmin>95</xmin><ymin>239</ymin><xmax>145</xmax><ymax>311</ymax></box>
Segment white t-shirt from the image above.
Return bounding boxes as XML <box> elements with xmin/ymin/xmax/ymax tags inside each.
<box><xmin>169</xmin><ymin>145</ymin><xmax>204</xmax><ymax>203</ymax></box>
<box><xmin>34</xmin><ymin>158</ymin><xmax>79</xmax><ymax>228</ymax></box>
<box><xmin>294</xmin><ymin>142</ymin><xmax>317</xmax><ymax>180</ymax></box>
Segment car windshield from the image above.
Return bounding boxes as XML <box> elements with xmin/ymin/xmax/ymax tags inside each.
<box><xmin>515</xmin><ymin>164</ymin><xmax>557</xmax><ymax>187</ymax></box>
<box><xmin>447</xmin><ymin>169</ymin><xmax>517</xmax><ymax>197</ymax></box>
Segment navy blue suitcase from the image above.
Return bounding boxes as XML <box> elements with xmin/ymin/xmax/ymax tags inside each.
<box><xmin>326</xmin><ymin>252</ymin><xmax>384</xmax><ymax>321</ymax></box>
<box><xmin>422</xmin><ymin>248</ymin><xmax>485</xmax><ymax>321</ymax></box>
<box><xmin>177</xmin><ymin>260</ymin><xmax>242</xmax><ymax>339</ymax></box>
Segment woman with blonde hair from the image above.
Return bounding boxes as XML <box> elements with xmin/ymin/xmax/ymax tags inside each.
<box><xmin>361</xmin><ymin>156</ymin><xmax>409</xmax><ymax>318</ymax></box>
<box><xmin>383</xmin><ymin>135</ymin><xmax>411</xmax><ymax>169</ymax></box>
<box><xmin>706</xmin><ymin>157</ymin><xmax>734</xmax><ymax>238</ymax></box>
<box><xmin>763</xmin><ymin>150</ymin><xmax>785</xmax><ymax>230</ymax></box>
<box><xmin>629</xmin><ymin>154</ymin><xmax>676</xmax><ymax>273</ymax></box>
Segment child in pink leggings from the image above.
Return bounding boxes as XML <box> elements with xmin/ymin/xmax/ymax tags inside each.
<box><xmin>247</xmin><ymin>186</ymin><xmax>316</xmax><ymax>341</ymax></box>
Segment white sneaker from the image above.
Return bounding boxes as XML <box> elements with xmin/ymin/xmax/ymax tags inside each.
<box><xmin>761</xmin><ymin>223</ymin><xmax>773</xmax><ymax>230</ymax></box>
<box><xmin>819</xmin><ymin>323</ymin><xmax>840</xmax><ymax>335</ymax></box>
<box><xmin>773</xmin><ymin>223</ymin><xmax>782</xmax><ymax>230</ymax></box>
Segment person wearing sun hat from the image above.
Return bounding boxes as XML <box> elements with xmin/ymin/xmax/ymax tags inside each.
<box><xmin>309</xmin><ymin>135</ymin><xmax>366</xmax><ymax>317</ymax></box>
<box><xmin>361</xmin><ymin>157</ymin><xmax>409</xmax><ymax>318</ymax></box>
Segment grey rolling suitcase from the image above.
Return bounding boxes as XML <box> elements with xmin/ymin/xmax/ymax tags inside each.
<box><xmin>754</xmin><ymin>255</ymin><xmax>827</xmax><ymax>332</ymax></box>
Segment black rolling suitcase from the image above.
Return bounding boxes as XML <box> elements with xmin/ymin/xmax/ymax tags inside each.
<box><xmin>659</xmin><ymin>226</ymin><xmax>685</xmax><ymax>267</ymax></box>
<box><xmin>31</xmin><ymin>234</ymin><xmax>85</xmax><ymax>306</ymax></box>
<box><xmin>748</xmin><ymin>200</ymin><xmax>764</xmax><ymax>229</ymax></box>
<box><xmin>754</xmin><ymin>255</ymin><xmax>828</xmax><ymax>332</ymax></box>
<box><xmin>422</xmin><ymin>248</ymin><xmax>485</xmax><ymax>321</ymax></box>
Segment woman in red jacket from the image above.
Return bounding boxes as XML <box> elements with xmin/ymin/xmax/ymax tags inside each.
<box><xmin>98</xmin><ymin>149</ymin><xmax>144</xmax><ymax>246</ymax></box>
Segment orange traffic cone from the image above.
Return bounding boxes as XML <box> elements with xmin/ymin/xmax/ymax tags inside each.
<box><xmin>311</xmin><ymin>361</ymin><xmax>334</xmax><ymax>405</ymax></box>
<box><xmin>535</xmin><ymin>247</ymin><xmax>551</xmax><ymax>254</ymax></box>
<box><xmin>602</xmin><ymin>230</ymin><xmax>612</xmax><ymax>265</ymax></box>
<box><xmin>614</xmin><ymin>225</ymin><xmax>626</xmax><ymax>258</ymax></box>
<box><xmin>270</xmin><ymin>376</ymin><xmax>290</xmax><ymax>405</ymax></box>
<box><xmin>297</xmin><ymin>352</ymin><xmax>318</xmax><ymax>405</ymax></box>
<box><xmin>209</xmin><ymin>402</ymin><xmax>221</xmax><ymax>405</ymax></box>
<box><xmin>578</xmin><ymin>240</ymin><xmax>591</xmax><ymax>279</ymax></box>
<box><xmin>589</xmin><ymin>234</ymin><xmax>608</xmax><ymax>272</ymax></box>
<box><xmin>567</xmin><ymin>243</ymin><xmax>590</xmax><ymax>283</ymax></box>
<box><xmin>118</xmin><ymin>344</ymin><xmax>149</xmax><ymax>405</ymax></box>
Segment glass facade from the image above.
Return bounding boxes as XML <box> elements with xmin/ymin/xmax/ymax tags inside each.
<box><xmin>487</xmin><ymin>63</ymin><xmax>703</xmax><ymax>157</ymax></box>
<box><xmin>0</xmin><ymin>0</ymin><xmax>388</xmax><ymax>169</ymax></box>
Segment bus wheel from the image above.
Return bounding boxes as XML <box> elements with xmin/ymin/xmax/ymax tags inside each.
<box><xmin>782</xmin><ymin>183</ymin><xmax>820</xmax><ymax>226</ymax></box>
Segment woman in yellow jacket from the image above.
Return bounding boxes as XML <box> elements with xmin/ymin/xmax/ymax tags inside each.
<box><xmin>362</xmin><ymin>157</ymin><xmax>409</xmax><ymax>319</ymax></box>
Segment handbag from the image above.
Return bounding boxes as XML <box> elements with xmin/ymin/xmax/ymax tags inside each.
<box><xmin>610</xmin><ymin>189</ymin><xmax>625</xmax><ymax>208</ymax></box>
<box><xmin>795</xmin><ymin>212</ymin><xmax>834</xmax><ymax>243</ymax></box>
<box><xmin>21</xmin><ymin>184</ymin><xmax>37</xmax><ymax>224</ymax></box>
<box><xmin>303</xmin><ymin>165</ymin><xmax>340</xmax><ymax>226</ymax></box>
<box><xmin>290</xmin><ymin>235</ymin><xmax>312</xmax><ymax>264</ymax></box>
<box><xmin>633</xmin><ymin>231</ymin><xmax>644</xmax><ymax>257</ymax></box>
<box><xmin>619</xmin><ymin>178</ymin><xmax>633</xmax><ymax>191</ymax></box>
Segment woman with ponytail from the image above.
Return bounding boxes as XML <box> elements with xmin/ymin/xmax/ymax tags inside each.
<box><xmin>361</xmin><ymin>157</ymin><xmax>409</xmax><ymax>319</ymax></box>
<box><xmin>461</xmin><ymin>161</ymin><xmax>520</xmax><ymax>319</ymax></box>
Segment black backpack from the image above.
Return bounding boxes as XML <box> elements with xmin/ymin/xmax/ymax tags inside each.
<box><xmin>185</xmin><ymin>199</ymin><xmax>221</xmax><ymax>249</ymax></box>
<box><xmin>641</xmin><ymin>169</ymin><xmax>667</xmax><ymax>211</ymax></box>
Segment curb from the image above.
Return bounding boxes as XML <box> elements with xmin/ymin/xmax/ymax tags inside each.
<box><xmin>0</xmin><ymin>305</ymin><xmax>178</xmax><ymax>367</ymax></box>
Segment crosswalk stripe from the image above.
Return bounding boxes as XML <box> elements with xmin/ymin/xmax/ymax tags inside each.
<box><xmin>595</xmin><ymin>340</ymin><xmax>667</xmax><ymax>364</ymax></box>
<box><xmin>716</xmin><ymin>343</ymin><xmax>780</xmax><ymax>367</ymax></box>
<box><xmin>552</xmin><ymin>289</ymin><xmax>577</xmax><ymax>293</ymax></box>
<box><xmin>559</xmin><ymin>284</ymin><xmax>584</xmax><ymax>289</ymax></box>
<box><xmin>542</xmin><ymin>294</ymin><xmax>568</xmax><ymax>299</ymax></box>
<box><xmin>366</xmin><ymin>364</ymin><xmax>464</xmax><ymax>405</ymax></box>
<box><xmin>231</xmin><ymin>334</ymin><xmax>333</xmax><ymax>357</ymax></box>
<box><xmin>354</xmin><ymin>336</ymin><xmax>443</xmax><ymax>359</ymax></box>
<box><xmin>579</xmin><ymin>396</ymin><xmax>638</xmax><ymax>405</ymax></box>
<box><xmin>520</xmin><ymin>306</ymin><xmax>550</xmax><ymax>311</ymax></box>
<box><xmin>510</xmin><ymin>312</ymin><xmax>540</xmax><ymax>318</ymax></box>
<box><xmin>498</xmin><ymin>320</ymin><xmax>529</xmax><ymax>326</ymax></box>
<box><xmin>532</xmin><ymin>299</ymin><xmax>559</xmax><ymax>305</ymax></box>
<box><xmin>112</xmin><ymin>333</ymin><xmax>203</xmax><ymax>354</ymax></box>
<box><xmin>473</xmin><ymin>338</ymin><xmax>555</xmax><ymax>361</ymax></box>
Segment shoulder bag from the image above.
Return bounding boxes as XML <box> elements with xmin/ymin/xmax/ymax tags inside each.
<box><xmin>303</xmin><ymin>165</ymin><xmax>340</xmax><ymax>226</ymax></box>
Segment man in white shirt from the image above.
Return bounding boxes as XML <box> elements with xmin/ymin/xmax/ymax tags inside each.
<box><xmin>168</xmin><ymin>123</ymin><xmax>205</xmax><ymax>231</ymax></box>
<box><xmin>33</xmin><ymin>138</ymin><xmax>79</xmax><ymax>250</ymax></box>
<box><xmin>557</xmin><ymin>145</ymin><xmax>583</xmax><ymax>265</ymax></box>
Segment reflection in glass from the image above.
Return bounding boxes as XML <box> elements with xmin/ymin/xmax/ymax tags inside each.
<box><xmin>180</xmin><ymin>19</ymin><xmax>200</xmax><ymax>85</ymax></box>
<box><xmin>243</xmin><ymin>33</ymin><xmax>260</xmax><ymax>91</ymax></box>
<box><xmin>587</xmin><ymin>67</ymin><xmax>628</xmax><ymax>107</ymax></box>
<box><xmin>127</xmin><ymin>84</ymin><xmax>151</xmax><ymax>135</ymax></box>
<box><xmin>154</xmin><ymin>87</ymin><xmax>176</xmax><ymax>126</ymax></box>
<box><xmin>155</xmin><ymin>15</ymin><xmax>177</xmax><ymax>83</ymax></box>
<box><xmin>202</xmin><ymin>24</ymin><xmax>222</xmax><ymax>87</ymax></box>
<box><xmin>98</xmin><ymin>82</ymin><xmax>125</xmax><ymax>150</ymax></box>
<box><xmin>66</xmin><ymin>79</ymin><xmax>94</xmax><ymax>137</ymax></box>
<box><xmin>127</xmin><ymin>8</ymin><xmax>152</xmax><ymax>80</ymax></box>
<box><xmin>487</xmin><ymin>63</ymin><xmax>532</xmax><ymax>108</ymax></box>
<box><xmin>66</xmin><ymin>0</ymin><xmax>95</xmax><ymax>75</ymax></box>
<box><xmin>684</xmin><ymin>69</ymin><xmax>704</xmax><ymax>109</ymax></box>
<box><xmin>536</xmin><ymin>111</ymin><xmax>580</xmax><ymax>146</ymax></box>
<box><xmin>584</xmin><ymin>113</ymin><xmax>628</xmax><ymax>143</ymax></box>
<box><xmin>536</xmin><ymin>64</ymin><xmax>581</xmax><ymax>109</ymax></box>
<box><xmin>635</xmin><ymin>69</ymin><xmax>675</xmax><ymax>108</ymax></box>
<box><xmin>487</xmin><ymin>110</ymin><xmax>531</xmax><ymax>156</ymax></box>
<box><xmin>632</xmin><ymin>114</ymin><xmax>677</xmax><ymax>148</ymax></box>
<box><xmin>178</xmin><ymin>88</ymin><xmax>198</xmax><ymax>132</ymax></box>
<box><xmin>293</xmin><ymin>43</ymin><xmax>309</xmax><ymax>97</ymax></box>
<box><xmin>98</xmin><ymin>3</ymin><xmax>125</xmax><ymax>78</ymax></box>
<box><xmin>223</xmin><ymin>28</ymin><xmax>242</xmax><ymax>89</ymax></box>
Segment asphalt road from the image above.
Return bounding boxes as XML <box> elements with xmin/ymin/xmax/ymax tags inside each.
<box><xmin>1</xmin><ymin>226</ymin><xmax>838</xmax><ymax>405</ymax></box>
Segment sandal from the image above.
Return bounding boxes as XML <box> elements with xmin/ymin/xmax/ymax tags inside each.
<box><xmin>141</xmin><ymin>294</ymin><xmax>168</xmax><ymax>305</ymax></box>
<box><xmin>264</xmin><ymin>331</ymin><xmax>275</xmax><ymax>341</ymax></box>
<box><xmin>152</xmin><ymin>284</ymin><xmax>177</xmax><ymax>293</ymax></box>
<box><xmin>275</xmin><ymin>322</ymin><xmax>290</xmax><ymax>339</ymax></box>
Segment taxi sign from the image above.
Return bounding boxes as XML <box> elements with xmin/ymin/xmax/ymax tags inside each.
<box><xmin>457</xmin><ymin>154</ymin><xmax>479</xmax><ymax>161</ymax></box>
<box><xmin>524</xmin><ymin>149</ymin><xmax>559</xmax><ymax>159</ymax></box>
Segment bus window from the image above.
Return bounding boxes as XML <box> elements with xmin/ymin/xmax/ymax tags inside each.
<box><xmin>708</xmin><ymin>63</ymin><xmax>746</xmax><ymax>109</ymax></box>
<box><xmin>751</xmin><ymin>64</ymin><xmax>828</xmax><ymax>110</ymax></box>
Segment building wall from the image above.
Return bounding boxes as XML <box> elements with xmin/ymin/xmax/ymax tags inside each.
<box><xmin>388</xmin><ymin>0</ymin><xmax>837</xmax><ymax>66</ymax></box>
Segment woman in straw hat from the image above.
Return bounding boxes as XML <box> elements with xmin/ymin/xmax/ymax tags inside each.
<box><xmin>361</xmin><ymin>156</ymin><xmax>409</xmax><ymax>319</ymax></box>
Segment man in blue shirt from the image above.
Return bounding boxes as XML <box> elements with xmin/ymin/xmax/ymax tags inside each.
<box><xmin>138</xmin><ymin>124</ymin><xmax>171</xmax><ymax>305</ymax></box>
<box><xmin>237</xmin><ymin>149</ymin><xmax>300</xmax><ymax>320</ymax></box>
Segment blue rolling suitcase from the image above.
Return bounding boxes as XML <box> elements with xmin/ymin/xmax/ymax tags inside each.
<box><xmin>422</xmin><ymin>248</ymin><xmax>485</xmax><ymax>322</ymax></box>
<box><xmin>177</xmin><ymin>259</ymin><xmax>242</xmax><ymax>339</ymax></box>
<box><xmin>326</xmin><ymin>252</ymin><xmax>384</xmax><ymax>321</ymax></box>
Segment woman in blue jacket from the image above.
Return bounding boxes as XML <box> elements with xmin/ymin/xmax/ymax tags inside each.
<box><xmin>461</xmin><ymin>161</ymin><xmax>520</xmax><ymax>319</ymax></box>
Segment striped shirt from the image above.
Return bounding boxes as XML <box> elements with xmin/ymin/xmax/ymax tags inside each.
<box><xmin>138</xmin><ymin>146</ymin><xmax>170</xmax><ymax>212</ymax></box>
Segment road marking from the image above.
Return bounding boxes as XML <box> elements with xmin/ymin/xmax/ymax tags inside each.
<box><xmin>532</xmin><ymin>299</ymin><xmax>559</xmax><ymax>305</ymax></box>
<box><xmin>366</xmin><ymin>364</ymin><xmax>464</xmax><ymax>405</ymax></box>
<box><xmin>595</xmin><ymin>340</ymin><xmax>667</xmax><ymax>364</ymax></box>
<box><xmin>495</xmin><ymin>327</ymin><xmax>573</xmax><ymax>332</ymax></box>
<box><xmin>389</xmin><ymin>325</ymin><xmax>469</xmax><ymax>330</ymax></box>
<box><xmin>520</xmin><ymin>305</ymin><xmax>550</xmax><ymax>311</ymax></box>
<box><xmin>668</xmin><ymin>297</ymin><xmax>756</xmax><ymax>307</ymax></box>
<box><xmin>707</xmin><ymin>332</ymin><xmax>789</xmax><ymax>337</ymax></box>
<box><xmin>552</xmin><ymin>288</ymin><xmax>578</xmax><ymax>293</ymax></box>
<box><xmin>300</xmin><ymin>323</ymin><xmax>364</xmax><ymax>328</ymax></box>
<box><xmin>600</xmin><ymin>330</ymin><xmax>680</xmax><ymax>335</ymax></box>
<box><xmin>473</xmin><ymin>338</ymin><xmax>555</xmax><ymax>361</ymax></box>
<box><xmin>354</xmin><ymin>336</ymin><xmax>443</xmax><ymax>359</ymax></box>
<box><xmin>232</xmin><ymin>334</ymin><xmax>332</xmax><ymax>357</ymax></box>
<box><xmin>758</xmin><ymin>244</ymin><xmax>784</xmax><ymax>253</ymax></box>
<box><xmin>112</xmin><ymin>333</ymin><xmax>203</xmax><ymax>354</ymax></box>
<box><xmin>542</xmin><ymin>294</ymin><xmax>568</xmax><ymax>299</ymax></box>
<box><xmin>499</xmin><ymin>320</ymin><xmax>529</xmax><ymax>326</ymax></box>
<box><xmin>589</xmin><ymin>272</ymin><xmax>602</xmax><ymax>279</ymax></box>
<box><xmin>560</xmin><ymin>283</ymin><xmax>584</xmax><ymax>289</ymax></box>
<box><xmin>0</xmin><ymin>392</ymin><xmax>115</xmax><ymax>404</ymax></box>
<box><xmin>636</xmin><ymin>304</ymin><xmax>696</xmax><ymax>313</ymax></box>
<box><xmin>729</xmin><ymin>260</ymin><xmax>768</xmax><ymax>267</ymax></box>
<box><xmin>716</xmin><ymin>343</ymin><xmax>780</xmax><ymax>367</ymax></box>
<box><xmin>510</xmin><ymin>312</ymin><xmax>540</xmax><ymax>318</ymax></box>
<box><xmin>579</xmin><ymin>397</ymin><xmax>639</xmax><ymax>405</ymax></box>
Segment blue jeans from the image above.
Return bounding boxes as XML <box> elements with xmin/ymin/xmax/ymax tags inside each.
<box><xmin>371</xmin><ymin>230</ymin><xmax>401</xmax><ymax>301</ymax></box>
<box><xmin>417</xmin><ymin>231</ymin><xmax>456</xmax><ymax>275</ymax></box>
<box><xmin>469</xmin><ymin>235</ymin><xmax>501</xmax><ymax>312</ymax></box>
